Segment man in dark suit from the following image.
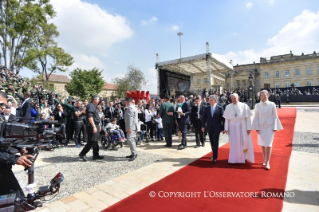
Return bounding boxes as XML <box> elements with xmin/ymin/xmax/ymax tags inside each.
<box><xmin>13</xmin><ymin>90</ymin><xmax>32</xmax><ymax>123</ymax></box>
<box><xmin>168</xmin><ymin>95</ymin><xmax>191</xmax><ymax>150</ymax></box>
<box><xmin>2</xmin><ymin>107</ymin><xmax>17</xmax><ymax>122</ymax></box>
<box><xmin>202</xmin><ymin>95</ymin><xmax>224</xmax><ymax>163</ymax></box>
<box><xmin>105</xmin><ymin>102</ymin><xmax>115</xmax><ymax>119</ymax></box>
<box><xmin>191</xmin><ymin>96</ymin><xmax>207</xmax><ymax>148</ymax></box>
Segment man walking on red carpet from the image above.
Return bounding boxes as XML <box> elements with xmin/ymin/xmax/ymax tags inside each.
<box><xmin>202</xmin><ymin>95</ymin><xmax>224</xmax><ymax>163</ymax></box>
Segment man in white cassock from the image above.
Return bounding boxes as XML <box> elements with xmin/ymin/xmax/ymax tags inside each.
<box><xmin>223</xmin><ymin>93</ymin><xmax>254</xmax><ymax>164</ymax></box>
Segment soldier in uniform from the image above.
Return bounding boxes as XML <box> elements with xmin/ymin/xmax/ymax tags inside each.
<box><xmin>15</xmin><ymin>82</ymin><xmax>24</xmax><ymax>103</ymax></box>
<box><xmin>5</xmin><ymin>82</ymin><xmax>15</xmax><ymax>97</ymax></box>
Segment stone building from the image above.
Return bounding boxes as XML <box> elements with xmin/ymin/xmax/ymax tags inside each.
<box><xmin>98</xmin><ymin>83</ymin><xmax>118</xmax><ymax>99</ymax></box>
<box><xmin>46</xmin><ymin>74</ymin><xmax>70</xmax><ymax>97</ymax></box>
<box><xmin>224</xmin><ymin>51</ymin><xmax>319</xmax><ymax>91</ymax></box>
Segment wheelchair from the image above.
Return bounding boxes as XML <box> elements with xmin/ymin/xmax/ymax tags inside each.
<box><xmin>137</xmin><ymin>124</ymin><xmax>151</xmax><ymax>143</ymax></box>
<box><xmin>100</xmin><ymin>126</ymin><xmax>123</xmax><ymax>150</ymax></box>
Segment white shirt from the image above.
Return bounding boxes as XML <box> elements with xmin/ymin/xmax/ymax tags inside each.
<box><xmin>10</xmin><ymin>107</ymin><xmax>16</xmax><ymax>116</ymax></box>
<box><xmin>4</xmin><ymin>115</ymin><xmax>9</xmax><ymax>121</ymax></box>
<box><xmin>197</xmin><ymin>101</ymin><xmax>201</xmax><ymax>118</ymax></box>
<box><xmin>145</xmin><ymin>109</ymin><xmax>155</xmax><ymax>122</ymax></box>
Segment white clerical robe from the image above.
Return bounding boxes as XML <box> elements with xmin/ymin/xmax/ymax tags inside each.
<box><xmin>224</xmin><ymin>102</ymin><xmax>255</xmax><ymax>163</ymax></box>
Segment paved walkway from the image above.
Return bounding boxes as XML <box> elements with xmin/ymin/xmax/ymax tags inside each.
<box><xmin>33</xmin><ymin>109</ymin><xmax>318</xmax><ymax>212</ymax></box>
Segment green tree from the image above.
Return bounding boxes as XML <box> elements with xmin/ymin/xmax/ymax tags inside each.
<box><xmin>0</xmin><ymin>0</ymin><xmax>55</xmax><ymax>74</ymax></box>
<box><xmin>25</xmin><ymin>22</ymin><xmax>74</xmax><ymax>82</ymax></box>
<box><xmin>66</xmin><ymin>68</ymin><xmax>105</xmax><ymax>100</ymax></box>
<box><xmin>113</xmin><ymin>65</ymin><xmax>148</xmax><ymax>98</ymax></box>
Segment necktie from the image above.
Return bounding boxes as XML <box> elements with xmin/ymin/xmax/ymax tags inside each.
<box><xmin>211</xmin><ymin>106</ymin><xmax>214</xmax><ymax>118</ymax></box>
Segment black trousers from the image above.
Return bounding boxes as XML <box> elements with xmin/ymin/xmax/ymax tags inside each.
<box><xmin>194</xmin><ymin>119</ymin><xmax>204</xmax><ymax>146</ymax></box>
<box><xmin>0</xmin><ymin>167</ymin><xmax>24</xmax><ymax>199</ymax></box>
<box><xmin>208</xmin><ymin>128</ymin><xmax>220</xmax><ymax>160</ymax></box>
<box><xmin>80</xmin><ymin>124</ymin><xmax>100</xmax><ymax>156</ymax></box>
<box><xmin>146</xmin><ymin>121</ymin><xmax>154</xmax><ymax>138</ymax></box>
<box><xmin>278</xmin><ymin>101</ymin><xmax>281</xmax><ymax>108</ymax></box>
<box><xmin>74</xmin><ymin>121</ymin><xmax>85</xmax><ymax>145</ymax></box>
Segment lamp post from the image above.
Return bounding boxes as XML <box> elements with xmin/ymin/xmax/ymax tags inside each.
<box><xmin>248</xmin><ymin>74</ymin><xmax>254</xmax><ymax>109</ymax></box>
<box><xmin>177</xmin><ymin>32</ymin><xmax>183</xmax><ymax>59</ymax></box>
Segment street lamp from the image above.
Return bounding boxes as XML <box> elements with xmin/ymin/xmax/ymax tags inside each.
<box><xmin>177</xmin><ymin>32</ymin><xmax>183</xmax><ymax>59</ymax></box>
<box><xmin>248</xmin><ymin>74</ymin><xmax>254</xmax><ymax>109</ymax></box>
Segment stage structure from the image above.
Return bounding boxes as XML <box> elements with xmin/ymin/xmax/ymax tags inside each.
<box><xmin>156</xmin><ymin>42</ymin><xmax>233</xmax><ymax>97</ymax></box>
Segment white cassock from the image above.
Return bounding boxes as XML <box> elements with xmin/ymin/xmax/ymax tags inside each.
<box><xmin>251</xmin><ymin>101</ymin><xmax>283</xmax><ymax>147</ymax></box>
<box><xmin>224</xmin><ymin>102</ymin><xmax>254</xmax><ymax>163</ymax></box>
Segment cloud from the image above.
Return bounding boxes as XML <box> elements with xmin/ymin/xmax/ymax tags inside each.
<box><xmin>51</xmin><ymin>0</ymin><xmax>134</xmax><ymax>55</ymax></box>
<box><xmin>169</xmin><ymin>24</ymin><xmax>180</xmax><ymax>31</ymax></box>
<box><xmin>224</xmin><ymin>10</ymin><xmax>319</xmax><ymax>65</ymax></box>
<box><xmin>267</xmin><ymin>0</ymin><xmax>275</xmax><ymax>5</ymax></box>
<box><xmin>246</xmin><ymin>2</ymin><xmax>253</xmax><ymax>9</ymax></box>
<box><xmin>67</xmin><ymin>53</ymin><xmax>107</xmax><ymax>74</ymax></box>
<box><xmin>141</xmin><ymin>16</ymin><xmax>158</xmax><ymax>25</ymax></box>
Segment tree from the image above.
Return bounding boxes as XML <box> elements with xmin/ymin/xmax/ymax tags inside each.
<box><xmin>113</xmin><ymin>65</ymin><xmax>148</xmax><ymax>98</ymax></box>
<box><xmin>66</xmin><ymin>68</ymin><xmax>105</xmax><ymax>100</ymax></box>
<box><xmin>0</xmin><ymin>0</ymin><xmax>55</xmax><ymax>74</ymax></box>
<box><xmin>25</xmin><ymin>22</ymin><xmax>74</xmax><ymax>82</ymax></box>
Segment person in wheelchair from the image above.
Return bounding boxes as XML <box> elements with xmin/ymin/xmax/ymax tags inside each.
<box><xmin>106</xmin><ymin>117</ymin><xmax>126</xmax><ymax>142</ymax></box>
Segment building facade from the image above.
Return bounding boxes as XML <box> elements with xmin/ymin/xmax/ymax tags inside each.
<box><xmin>224</xmin><ymin>51</ymin><xmax>319</xmax><ymax>91</ymax></box>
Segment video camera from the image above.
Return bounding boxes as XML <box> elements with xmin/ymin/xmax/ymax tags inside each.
<box><xmin>0</xmin><ymin>120</ymin><xmax>65</xmax><ymax>211</ymax></box>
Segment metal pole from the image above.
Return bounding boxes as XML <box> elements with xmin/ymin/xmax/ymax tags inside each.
<box><xmin>177</xmin><ymin>32</ymin><xmax>183</xmax><ymax>59</ymax></box>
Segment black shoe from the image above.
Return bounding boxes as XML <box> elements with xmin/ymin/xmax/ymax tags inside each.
<box><xmin>93</xmin><ymin>155</ymin><xmax>104</xmax><ymax>160</ymax></box>
<box><xmin>212</xmin><ymin>159</ymin><xmax>217</xmax><ymax>164</ymax></box>
<box><xmin>194</xmin><ymin>145</ymin><xmax>200</xmax><ymax>148</ymax></box>
<box><xmin>79</xmin><ymin>154</ymin><xmax>88</xmax><ymax>162</ymax></box>
<box><xmin>161</xmin><ymin>138</ymin><xmax>164</xmax><ymax>141</ymax></box>
<box><xmin>202</xmin><ymin>143</ymin><xmax>205</xmax><ymax>147</ymax></box>
<box><xmin>164</xmin><ymin>145</ymin><xmax>172</xmax><ymax>147</ymax></box>
<box><xmin>156</xmin><ymin>138</ymin><xmax>160</xmax><ymax>141</ymax></box>
<box><xmin>151</xmin><ymin>138</ymin><xmax>154</xmax><ymax>141</ymax></box>
<box><xmin>178</xmin><ymin>145</ymin><xmax>185</xmax><ymax>150</ymax></box>
<box><xmin>126</xmin><ymin>154</ymin><xmax>133</xmax><ymax>158</ymax></box>
<box><xmin>178</xmin><ymin>144</ymin><xmax>183</xmax><ymax>147</ymax></box>
<box><xmin>129</xmin><ymin>154</ymin><xmax>137</xmax><ymax>162</ymax></box>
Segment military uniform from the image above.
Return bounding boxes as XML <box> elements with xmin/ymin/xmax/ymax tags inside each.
<box><xmin>54</xmin><ymin>99</ymin><xmax>74</xmax><ymax>143</ymax></box>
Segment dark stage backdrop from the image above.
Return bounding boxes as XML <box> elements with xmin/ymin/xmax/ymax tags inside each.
<box><xmin>159</xmin><ymin>69</ymin><xmax>190</xmax><ymax>97</ymax></box>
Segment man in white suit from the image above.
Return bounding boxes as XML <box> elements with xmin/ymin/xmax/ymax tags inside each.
<box><xmin>124</xmin><ymin>97</ymin><xmax>139</xmax><ymax>162</ymax></box>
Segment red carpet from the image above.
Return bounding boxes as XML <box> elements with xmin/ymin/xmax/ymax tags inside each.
<box><xmin>103</xmin><ymin>108</ymin><xmax>296</xmax><ymax>212</ymax></box>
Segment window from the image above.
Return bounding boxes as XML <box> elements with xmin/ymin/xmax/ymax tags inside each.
<box><xmin>197</xmin><ymin>79</ymin><xmax>200</xmax><ymax>84</ymax></box>
<box><xmin>285</xmin><ymin>70</ymin><xmax>289</xmax><ymax>77</ymax></box>
<box><xmin>295</xmin><ymin>69</ymin><xmax>300</xmax><ymax>76</ymax></box>
<box><xmin>243</xmin><ymin>81</ymin><xmax>247</xmax><ymax>86</ymax></box>
<box><xmin>275</xmin><ymin>84</ymin><xmax>280</xmax><ymax>88</ymax></box>
<box><xmin>306</xmin><ymin>67</ymin><xmax>312</xmax><ymax>75</ymax></box>
<box><xmin>226</xmin><ymin>83</ymin><xmax>229</xmax><ymax>87</ymax></box>
<box><xmin>204</xmin><ymin>78</ymin><xmax>208</xmax><ymax>83</ymax></box>
<box><xmin>285</xmin><ymin>82</ymin><xmax>290</xmax><ymax>87</ymax></box>
<box><xmin>275</xmin><ymin>71</ymin><xmax>280</xmax><ymax>78</ymax></box>
<box><xmin>256</xmin><ymin>80</ymin><xmax>259</xmax><ymax>86</ymax></box>
<box><xmin>237</xmin><ymin>81</ymin><xmax>241</xmax><ymax>87</ymax></box>
<box><xmin>307</xmin><ymin>81</ymin><xmax>312</xmax><ymax>86</ymax></box>
<box><xmin>265</xmin><ymin>72</ymin><xmax>269</xmax><ymax>78</ymax></box>
<box><xmin>295</xmin><ymin>82</ymin><xmax>300</xmax><ymax>87</ymax></box>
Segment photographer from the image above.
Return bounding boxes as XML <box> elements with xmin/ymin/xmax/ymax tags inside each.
<box><xmin>0</xmin><ymin>91</ymin><xmax>34</xmax><ymax>198</ymax></box>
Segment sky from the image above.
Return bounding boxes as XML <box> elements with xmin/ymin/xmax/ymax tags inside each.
<box><xmin>19</xmin><ymin>0</ymin><xmax>319</xmax><ymax>94</ymax></box>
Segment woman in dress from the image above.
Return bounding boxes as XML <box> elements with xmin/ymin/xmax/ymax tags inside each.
<box><xmin>252</xmin><ymin>90</ymin><xmax>283</xmax><ymax>170</ymax></box>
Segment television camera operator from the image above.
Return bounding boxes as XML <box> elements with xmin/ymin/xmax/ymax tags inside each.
<box><xmin>0</xmin><ymin>91</ymin><xmax>34</xmax><ymax>198</ymax></box>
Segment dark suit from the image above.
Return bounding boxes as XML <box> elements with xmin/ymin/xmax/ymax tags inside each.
<box><xmin>1</xmin><ymin>114</ymin><xmax>17</xmax><ymax>123</ymax></box>
<box><xmin>15</xmin><ymin>92</ymin><xmax>32</xmax><ymax>123</ymax></box>
<box><xmin>105</xmin><ymin>106</ymin><xmax>115</xmax><ymax>119</ymax></box>
<box><xmin>176</xmin><ymin>102</ymin><xmax>191</xmax><ymax>147</ymax></box>
<box><xmin>191</xmin><ymin>101</ymin><xmax>207</xmax><ymax>146</ymax></box>
<box><xmin>202</xmin><ymin>104</ymin><xmax>224</xmax><ymax>160</ymax></box>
